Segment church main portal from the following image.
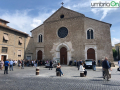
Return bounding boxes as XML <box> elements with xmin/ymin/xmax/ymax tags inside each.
<box><xmin>37</xmin><ymin>50</ymin><xmax>42</xmax><ymax>60</ymax></box>
<box><xmin>60</xmin><ymin>47</ymin><xmax>67</xmax><ymax>65</ymax></box>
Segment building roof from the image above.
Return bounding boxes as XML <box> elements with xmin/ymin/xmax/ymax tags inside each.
<box><xmin>30</xmin><ymin>6</ymin><xmax>112</xmax><ymax>32</ymax></box>
<box><xmin>0</xmin><ymin>24</ymin><xmax>29</xmax><ymax>36</ymax></box>
<box><xmin>0</xmin><ymin>18</ymin><xmax>9</xmax><ymax>23</ymax></box>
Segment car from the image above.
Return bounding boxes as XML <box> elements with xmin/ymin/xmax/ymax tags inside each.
<box><xmin>85</xmin><ymin>59</ymin><xmax>93</xmax><ymax>69</ymax></box>
<box><xmin>45</xmin><ymin>60</ymin><xmax>58</xmax><ymax>68</ymax></box>
<box><xmin>45</xmin><ymin>64</ymin><xmax>53</xmax><ymax>68</ymax></box>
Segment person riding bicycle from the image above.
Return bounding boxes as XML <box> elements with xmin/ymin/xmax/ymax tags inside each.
<box><xmin>102</xmin><ymin>57</ymin><xmax>112</xmax><ymax>80</ymax></box>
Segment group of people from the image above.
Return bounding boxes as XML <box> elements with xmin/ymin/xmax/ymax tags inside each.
<box><xmin>1</xmin><ymin>57</ymin><xmax>119</xmax><ymax>80</ymax></box>
<box><xmin>6</xmin><ymin>59</ymin><xmax>24</xmax><ymax>74</ymax></box>
<box><xmin>0</xmin><ymin>59</ymin><xmax>18</xmax><ymax>71</ymax></box>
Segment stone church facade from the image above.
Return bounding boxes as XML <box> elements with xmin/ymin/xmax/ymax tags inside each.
<box><xmin>25</xmin><ymin>6</ymin><xmax>113</xmax><ymax>65</ymax></box>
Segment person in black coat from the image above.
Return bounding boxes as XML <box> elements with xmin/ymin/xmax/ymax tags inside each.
<box><xmin>77</xmin><ymin>60</ymin><xmax>80</xmax><ymax>70</ymax></box>
<box><xmin>49</xmin><ymin>60</ymin><xmax>53</xmax><ymax>70</ymax></box>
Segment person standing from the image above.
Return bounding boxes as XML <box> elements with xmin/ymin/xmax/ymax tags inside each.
<box><xmin>92</xmin><ymin>60</ymin><xmax>96</xmax><ymax>71</ymax></box>
<box><xmin>21</xmin><ymin>60</ymin><xmax>24</xmax><ymax>69</ymax></box>
<box><xmin>77</xmin><ymin>60</ymin><xmax>80</xmax><ymax>70</ymax></box>
<box><xmin>102</xmin><ymin>59</ymin><xmax>105</xmax><ymax>77</ymax></box>
<box><xmin>4</xmin><ymin>59</ymin><xmax>9</xmax><ymax>74</ymax></box>
<box><xmin>98</xmin><ymin>60</ymin><xmax>101</xmax><ymax>66</ymax></box>
<box><xmin>9</xmin><ymin>59</ymin><xmax>13</xmax><ymax>71</ymax></box>
<box><xmin>49</xmin><ymin>60</ymin><xmax>53</xmax><ymax>70</ymax></box>
<box><xmin>0</xmin><ymin>60</ymin><xmax>4</xmax><ymax>70</ymax></box>
<box><xmin>102</xmin><ymin>57</ymin><xmax>112</xmax><ymax>80</ymax></box>
<box><xmin>0</xmin><ymin>61</ymin><xmax>2</xmax><ymax>70</ymax></box>
<box><xmin>118</xmin><ymin>60</ymin><xmax>120</xmax><ymax>68</ymax></box>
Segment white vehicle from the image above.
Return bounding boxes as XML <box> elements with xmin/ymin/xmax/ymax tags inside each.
<box><xmin>85</xmin><ymin>59</ymin><xmax>93</xmax><ymax>69</ymax></box>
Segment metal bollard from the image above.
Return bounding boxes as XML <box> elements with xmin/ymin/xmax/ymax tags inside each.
<box><xmin>36</xmin><ymin>67</ymin><xmax>39</xmax><ymax>75</ymax></box>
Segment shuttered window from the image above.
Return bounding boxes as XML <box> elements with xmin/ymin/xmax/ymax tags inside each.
<box><xmin>3</xmin><ymin>33</ymin><xmax>9</xmax><ymax>43</ymax></box>
<box><xmin>18</xmin><ymin>50</ymin><xmax>21</xmax><ymax>57</ymax></box>
<box><xmin>18</xmin><ymin>37</ymin><xmax>23</xmax><ymax>45</ymax></box>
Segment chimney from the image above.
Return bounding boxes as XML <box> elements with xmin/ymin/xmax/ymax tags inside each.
<box><xmin>0</xmin><ymin>18</ymin><xmax>9</xmax><ymax>26</ymax></box>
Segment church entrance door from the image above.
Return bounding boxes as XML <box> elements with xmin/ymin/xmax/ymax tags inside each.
<box><xmin>87</xmin><ymin>48</ymin><xmax>95</xmax><ymax>60</ymax></box>
<box><xmin>60</xmin><ymin>47</ymin><xmax>67</xmax><ymax>65</ymax></box>
<box><xmin>37</xmin><ymin>50</ymin><xmax>42</xmax><ymax>60</ymax></box>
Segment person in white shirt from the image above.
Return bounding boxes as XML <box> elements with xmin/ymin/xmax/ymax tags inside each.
<box><xmin>9</xmin><ymin>60</ymin><xmax>13</xmax><ymax>71</ymax></box>
<box><xmin>56</xmin><ymin>63</ymin><xmax>64</xmax><ymax>76</ymax></box>
<box><xmin>79</xmin><ymin>62</ymin><xmax>87</xmax><ymax>76</ymax></box>
<box><xmin>15</xmin><ymin>60</ymin><xmax>17</xmax><ymax>65</ymax></box>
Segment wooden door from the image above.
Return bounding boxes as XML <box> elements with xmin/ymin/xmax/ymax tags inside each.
<box><xmin>60</xmin><ymin>47</ymin><xmax>67</xmax><ymax>65</ymax></box>
<box><xmin>37</xmin><ymin>50</ymin><xmax>42</xmax><ymax>60</ymax></box>
<box><xmin>1</xmin><ymin>55</ymin><xmax>7</xmax><ymax>62</ymax></box>
<box><xmin>87</xmin><ymin>48</ymin><xmax>95</xmax><ymax>60</ymax></box>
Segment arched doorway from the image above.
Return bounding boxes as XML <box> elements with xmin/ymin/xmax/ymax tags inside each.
<box><xmin>37</xmin><ymin>50</ymin><xmax>42</xmax><ymax>60</ymax></box>
<box><xmin>87</xmin><ymin>48</ymin><xmax>95</xmax><ymax>60</ymax></box>
<box><xmin>60</xmin><ymin>47</ymin><xmax>67</xmax><ymax>65</ymax></box>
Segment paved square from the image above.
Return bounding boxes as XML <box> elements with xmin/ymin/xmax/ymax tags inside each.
<box><xmin>0</xmin><ymin>62</ymin><xmax>120</xmax><ymax>90</ymax></box>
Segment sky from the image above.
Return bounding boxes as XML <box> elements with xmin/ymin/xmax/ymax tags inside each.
<box><xmin>0</xmin><ymin>0</ymin><xmax>120</xmax><ymax>46</ymax></box>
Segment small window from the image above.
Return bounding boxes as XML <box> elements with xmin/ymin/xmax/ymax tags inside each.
<box><xmin>18</xmin><ymin>37</ymin><xmax>23</xmax><ymax>45</ymax></box>
<box><xmin>3</xmin><ymin>33</ymin><xmax>9</xmax><ymax>43</ymax></box>
<box><xmin>87</xmin><ymin>30</ymin><xmax>90</xmax><ymax>39</ymax></box>
<box><xmin>38</xmin><ymin>34</ymin><xmax>43</xmax><ymax>43</ymax></box>
<box><xmin>87</xmin><ymin>29</ymin><xmax>94</xmax><ymax>39</ymax></box>
<box><xmin>18</xmin><ymin>50</ymin><xmax>21</xmax><ymax>57</ymax></box>
<box><xmin>60</xmin><ymin>14</ymin><xmax>64</xmax><ymax>19</ymax></box>
<box><xmin>2</xmin><ymin>47</ymin><xmax>8</xmax><ymax>53</ymax></box>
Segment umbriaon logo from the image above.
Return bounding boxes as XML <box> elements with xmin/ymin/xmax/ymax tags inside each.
<box><xmin>91</xmin><ymin>1</ymin><xmax>120</xmax><ymax>8</ymax></box>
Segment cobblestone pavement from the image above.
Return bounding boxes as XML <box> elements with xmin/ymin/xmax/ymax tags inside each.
<box><xmin>0</xmin><ymin>62</ymin><xmax>120</xmax><ymax>90</ymax></box>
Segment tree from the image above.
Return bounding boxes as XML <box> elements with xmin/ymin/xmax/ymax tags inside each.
<box><xmin>112</xmin><ymin>49</ymin><xmax>117</xmax><ymax>59</ymax></box>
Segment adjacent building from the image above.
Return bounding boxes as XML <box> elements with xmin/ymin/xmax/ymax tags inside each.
<box><xmin>0</xmin><ymin>18</ymin><xmax>29</xmax><ymax>61</ymax></box>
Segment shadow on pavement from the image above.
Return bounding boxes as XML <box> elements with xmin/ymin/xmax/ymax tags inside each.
<box><xmin>94</xmin><ymin>77</ymin><xmax>103</xmax><ymax>78</ymax></box>
<box><xmin>90</xmin><ymin>79</ymin><xmax>103</xmax><ymax>81</ymax></box>
<box><xmin>103</xmin><ymin>84</ymin><xmax>120</xmax><ymax>86</ymax></box>
<box><xmin>72</xmin><ymin>76</ymin><xmax>80</xmax><ymax>77</ymax></box>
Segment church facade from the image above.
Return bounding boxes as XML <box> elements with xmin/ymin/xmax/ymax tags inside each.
<box><xmin>25</xmin><ymin>6</ymin><xmax>113</xmax><ymax>65</ymax></box>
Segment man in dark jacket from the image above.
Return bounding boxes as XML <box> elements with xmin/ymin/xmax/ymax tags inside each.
<box><xmin>49</xmin><ymin>60</ymin><xmax>53</xmax><ymax>70</ymax></box>
<box><xmin>102</xmin><ymin>57</ymin><xmax>112</xmax><ymax>79</ymax></box>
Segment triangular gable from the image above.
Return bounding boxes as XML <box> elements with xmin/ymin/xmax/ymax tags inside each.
<box><xmin>44</xmin><ymin>6</ymin><xmax>85</xmax><ymax>23</ymax></box>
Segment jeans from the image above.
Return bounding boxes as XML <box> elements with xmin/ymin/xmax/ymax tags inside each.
<box><xmin>10</xmin><ymin>65</ymin><xmax>13</xmax><ymax>71</ymax></box>
<box><xmin>49</xmin><ymin>66</ymin><xmax>52</xmax><ymax>70</ymax></box>
<box><xmin>36</xmin><ymin>63</ymin><xmax>37</xmax><ymax>67</ymax></box>
<box><xmin>93</xmin><ymin>65</ymin><xmax>96</xmax><ymax>71</ymax></box>
<box><xmin>77</xmin><ymin>65</ymin><xmax>79</xmax><ymax>70</ymax></box>
<box><xmin>5</xmin><ymin>66</ymin><xmax>8</xmax><ymax>74</ymax></box>
<box><xmin>58</xmin><ymin>69</ymin><xmax>63</xmax><ymax>76</ymax></box>
<box><xmin>104</xmin><ymin>68</ymin><xmax>109</xmax><ymax>80</ymax></box>
<box><xmin>84</xmin><ymin>70</ymin><xmax>87</xmax><ymax>76</ymax></box>
<box><xmin>22</xmin><ymin>64</ymin><xmax>24</xmax><ymax>69</ymax></box>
